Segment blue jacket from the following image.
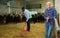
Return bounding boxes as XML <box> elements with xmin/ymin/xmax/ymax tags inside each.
<box><xmin>44</xmin><ymin>7</ymin><xmax>57</xmax><ymax>20</ymax></box>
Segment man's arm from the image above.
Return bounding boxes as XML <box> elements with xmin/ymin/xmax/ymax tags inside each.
<box><xmin>44</xmin><ymin>10</ymin><xmax>48</xmax><ymax>19</ymax></box>
<box><xmin>44</xmin><ymin>10</ymin><xmax>49</xmax><ymax>22</ymax></box>
<box><xmin>50</xmin><ymin>8</ymin><xmax>57</xmax><ymax>19</ymax></box>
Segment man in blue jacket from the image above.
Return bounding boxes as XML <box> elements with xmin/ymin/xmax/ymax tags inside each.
<box><xmin>44</xmin><ymin>2</ymin><xmax>57</xmax><ymax>38</ymax></box>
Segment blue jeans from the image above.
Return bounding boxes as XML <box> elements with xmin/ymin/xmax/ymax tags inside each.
<box><xmin>45</xmin><ymin>21</ymin><xmax>54</xmax><ymax>38</ymax></box>
<box><xmin>27</xmin><ymin>19</ymin><xmax>31</xmax><ymax>32</ymax></box>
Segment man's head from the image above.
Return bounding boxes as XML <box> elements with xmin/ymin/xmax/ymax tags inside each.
<box><xmin>46</xmin><ymin>2</ymin><xmax>52</xmax><ymax>9</ymax></box>
<box><xmin>21</xmin><ymin>7</ymin><xmax>25</xmax><ymax>12</ymax></box>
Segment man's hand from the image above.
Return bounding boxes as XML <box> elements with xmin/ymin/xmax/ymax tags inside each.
<box><xmin>46</xmin><ymin>17</ymin><xmax>49</xmax><ymax>22</ymax></box>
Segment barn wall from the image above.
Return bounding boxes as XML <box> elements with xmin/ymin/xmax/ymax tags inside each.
<box><xmin>0</xmin><ymin>0</ymin><xmax>53</xmax><ymax>15</ymax></box>
<box><xmin>27</xmin><ymin>0</ymin><xmax>53</xmax><ymax>13</ymax></box>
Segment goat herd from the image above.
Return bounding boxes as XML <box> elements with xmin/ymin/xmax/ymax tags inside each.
<box><xmin>0</xmin><ymin>13</ymin><xmax>45</xmax><ymax>24</ymax></box>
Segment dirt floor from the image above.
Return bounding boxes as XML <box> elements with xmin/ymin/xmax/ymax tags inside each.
<box><xmin>0</xmin><ymin>22</ymin><xmax>46</xmax><ymax>38</ymax></box>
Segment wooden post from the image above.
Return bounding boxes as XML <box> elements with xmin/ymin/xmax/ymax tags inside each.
<box><xmin>54</xmin><ymin>18</ymin><xmax>60</xmax><ymax>38</ymax></box>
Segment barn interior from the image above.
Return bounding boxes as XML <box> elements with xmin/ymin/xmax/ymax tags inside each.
<box><xmin>0</xmin><ymin>0</ymin><xmax>60</xmax><ymax>38</ymax></box>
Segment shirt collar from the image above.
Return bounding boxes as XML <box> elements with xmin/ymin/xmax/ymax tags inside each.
<box><xmin>47</xmin><ymin>7</ymin><xmax>53</xmax><ymax>10</ymax></box>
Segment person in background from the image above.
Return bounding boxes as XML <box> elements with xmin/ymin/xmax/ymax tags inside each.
<box><xmin>44</xmin><ymin>2</ymin><xmax>57</xmax><ymax>38</ymax></box>
<box><xmin>21</xmin><ymin>7</ymin><xmax>32</xmax><ymax>32</ymax></box>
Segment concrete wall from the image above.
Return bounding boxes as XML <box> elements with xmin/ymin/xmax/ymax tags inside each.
<box><xmin>0</xmin><ymin>1</ymin><xmax>26</xmax><ymax>15</ymax></box>
<box><xmin>59</xmin><ymin>0</ymin><xmax>60</xmax><ymax>25</ymax></box>
<box><xmin>55</xmin><ymin>0</ymin><xmax>60</xmax><ymax>25</ymax></box>
<box><xmin>0</xmin><ymin>4</ymin><xmax>21</xmax><ymax>15</ymax></box>
<box><xmin>0</xmin><ymin>0</ymin><xmax>53</xmax><ymax>15</ymax></box>
<box><xmin>55</xmin><ymin>0</ymin><xmax>59</xmax><ymax>13</ymax></box>
<box><xmin>0</xmin><ymin>5</ymin><xmax>8</xmax><ymax>15</ymax></box>
<box><xmin>27</xmin><ymin>0</ymin><xmax>53</xmax><ymax>13</ymax></box>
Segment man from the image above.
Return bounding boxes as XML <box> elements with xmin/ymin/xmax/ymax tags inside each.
<box><xmin>44</xmin><ymin>2</ymin><xmax>57</xmax><ymax>38</ymax></box>
<box><xmin>21</xmin><ymin>7</ymin><xmax>32</xmax><ymax>32</ymax></box>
